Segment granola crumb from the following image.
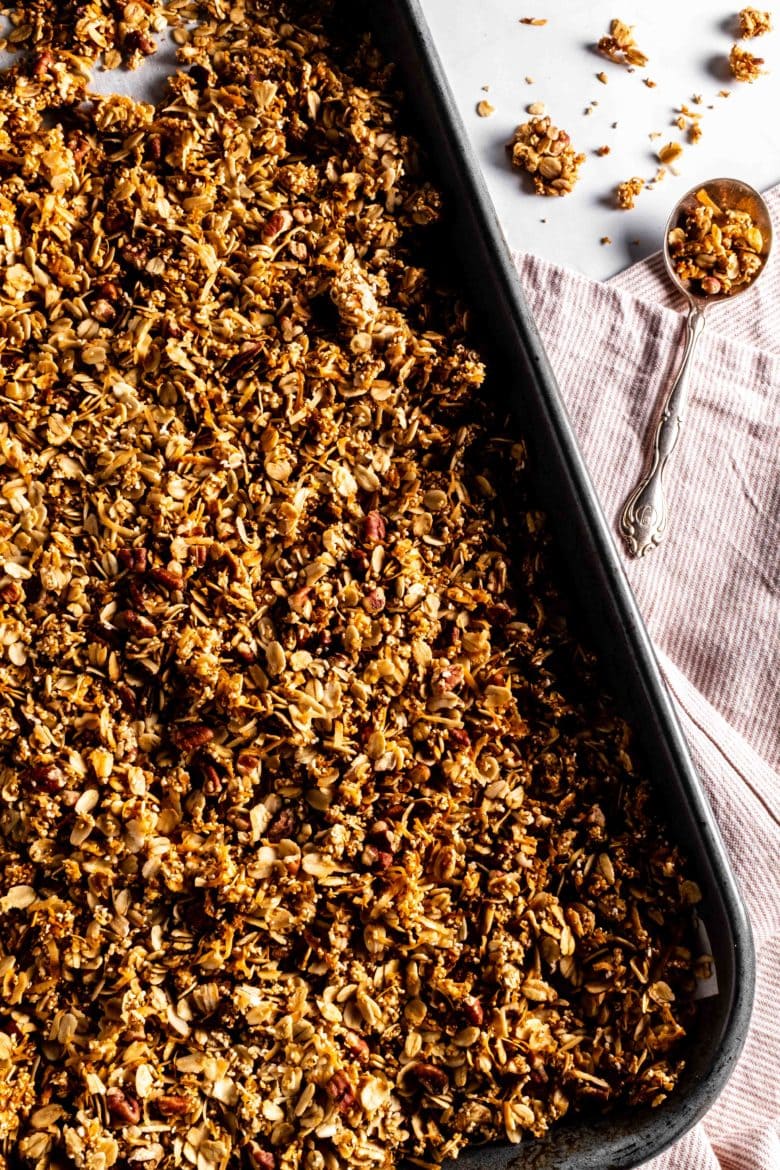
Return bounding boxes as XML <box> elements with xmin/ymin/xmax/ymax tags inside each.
<box><xmin>719</xmin><ymin>87</ymin><xmax>732</xmax><ymax>96</ymax></box>
<box><xmin>597</xmin><ymin>18</ymin><xmax>649</xmax><ymax>67</ymax></box>
<box><xmin>616</xmin><ymin>177</ymin><xmax>646</xmax><ymax>208</ymax></box>
<box><xmin>729</xmin><ymin>42</ymin><xmax>765</xmax><ymax>80</ymax></box>
<box><xmin>692</xmin><ymin>93</ymin><xmax>704</xmax><ymax>103</ymax></box>
<box><xmin>738</xmin><ymin>6</ymin><xmax>772</xmax><ymax>36</ymax></box>
<box><xmin>509</xmin><ymin>114</ymin><xmax>586</xmax><ymax>195</ymax></box>
<box><xmin>595</xmin><ymin>144</ymin><xmax>611</xmax><ymax>155</ymax></box>
<box><xmin>644</xmin><ymin>77</ymin><xmax>657</xmax><ymax>87</ymax></box>
<box><xmin>477</xmin><ymin>99</ymin><xmax>496</xmax><ymax>117</ymax></box>
<box><xmin>649</xmin><ymin>130</ymin><xmax>662</xmax><ymax>139</ymax></box>
<box><xmin>689</xmin><ymin>121</ymin><xmax>703</xmax><ymax>143</ymax></box>
<box><xmin>520</xmin><ymin>16</ymin><xmax>548</xmax><ymax>24</ymax></box>
<box><xmin>597</xmin><ymin>70</ymin><xmax>609</xmax><ymax>83</ymax></box>
<box><xmin>669</xmin><ymin>186</ymin><xmax>766</xmax><ymax>295</ymax></box>
<box><xmin>658</xmin><ymin>141</ymin><xmax>684</xmax><ymax>164</ymax></box>
<box><xmin>601</xmin><ymin>235</ymin><xmax>613</xmax><ymax>244</ymax></box>
<box><xmin>527</xmin><ymin>101</ymin><xmax>547</xmax><ymax>115</ymax></box>
<box><xmin>525</xmin><ymin>75</ymin><xmax>535</xmax><ymax>83</ymax></box>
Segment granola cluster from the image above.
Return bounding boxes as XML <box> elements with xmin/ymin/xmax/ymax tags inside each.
<box><xmin>738</xmin><ymin>6</ymin><xmax>772</xmax><ymax>36</ymax></box>
<box><xmin>729</xmin><ymin>41</ymin><xmax>766</xmax><ymax>79</ymax></box>
<box><xmin>0</xmin><ymin>0</ymin><xmax>168</xmax><ymax>68</ymax></box>
<box><xmin>0</xmin><ymin>2</ymin><xmax>705</xmax><ymax>1168</ymax></box>
<box><xmin>509</xmin><ymin>115</ymin><xmax>586</xmax><ymax>196</ymax></box>
<box><xmin>597</xmin><ymin>18</ymin><xmax>649</xmax><ymax>68</ymax></box>
<box><xmin>616</xmin><ymin>177</ymin><xmax>646</xmax><ymax>209</ymax></box>
<box><xmin>668</xmin><ymin>187</ymin><xmax>766</xmax><ymax>295</ymax></box>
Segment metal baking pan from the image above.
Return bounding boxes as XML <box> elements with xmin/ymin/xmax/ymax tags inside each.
<box><xmin>368</xmin><ymin>2</ymin><xmax>756</xmax><ymax>1167</ymax></box>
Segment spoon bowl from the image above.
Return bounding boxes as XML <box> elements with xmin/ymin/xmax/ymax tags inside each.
<box><xmin>663</xmin><ymin>177</ymin><xmax>773</xmax><ymax>305</ymax></box>
<box><xmin>621</xmin><ymin>177</ymin><xmax>773</xmax><ymax>557</ymax></box>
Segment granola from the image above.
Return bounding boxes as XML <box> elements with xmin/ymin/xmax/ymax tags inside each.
<box><xmin>738</xmin><ymin>6</ymin><xmax>772</xmax><ymax>36</ymax></box>
<box><xmin>597</xmin><ymin>18</ymin><xmax>649</xmax><ymax>67</ymax></box>
<box><xmin>0</xmin><ymin>2</ymin><xmax>703</xmax><ymax>1168</ymax></box>
<box><xmin>0</xmin><ymin>0</ymin><xmax>168</xmax><ymax>67</ymax></box>
<box><xmin>668</xmin><ymin>187</ymin><xmax>766</xmax><ymax>295</ymax></box>
<box><xmin>509</xmin><ymin>115</ymin><xmax>586</xmax><ymax>195</ymax></box>
<box><xmin>729</xmin><ymin>42</ymin><xmax>766</xmax><ymax>80</ymax></box>
<box><xmin>616</xmin><ymin>177</ymin><xmax>645</xmax><ymax>209</ymax></box>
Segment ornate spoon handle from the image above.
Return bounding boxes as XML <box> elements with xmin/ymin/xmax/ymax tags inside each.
<box><xmin>620</xmin><ymin>303</ymin><xmax>706</xmax><ymax>557</ymax></box>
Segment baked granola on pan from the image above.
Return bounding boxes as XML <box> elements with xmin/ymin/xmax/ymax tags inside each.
<box><xmin>0</xmin><ymin>3</ymin><xmax>705</xmax><ymax>1168</ymax></box>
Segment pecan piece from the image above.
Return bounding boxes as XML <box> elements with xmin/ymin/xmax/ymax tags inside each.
<box><xmin>26</xmin><ymin>763</ymin><xmax>66</xmax><ymax>793</ymax></box>
<box><xmin>362</xmin><ymin>510</ymin><xmax>386</xmax><ymax>544</ymax></box>
<box><xmin>325</xmin><ymin>1071</ymin><xmax>355</xmax><ymax>1114</ymax></box>
<box><xmin>463</xmin><ymin>995</ymin><xmax>484</xmax><ymax>1026</ymax></box>
<box><xmin>410</xmin><ymin>1063</ymin><xmax>449</xmax><ymax>1094</ymax></box>
<box><xmin>155</xmin><ymin>1093</ymin><xmax>191</xmax><ymax>1118</ymax></box>
<box><xmin>117</xmin><ymin>547</ymin><xmax>147</xmax><ymax>573</ymax></box>
<box><xmin>246</xmin><ymin>1145</ymin><xmax>276</xmax><ymax>1170</ymax></box>
<box><xmin>148</xmin><ymin>566</ymin><xmax>183</xmax><ymax>591</ymax></box>
<box><xmin>106</xmin><ymin>1087</ymin><xmax>141</xmax><ymax>1126</ymax></box>
<box><xmin>123</xmin><ymin>610</ymin><xmax>157</xmax><ymax>638</ymax></box>
<box><xmin>171</xmin><ymin>724</ymin><xmax>215</xmax><ymax>753</ymax></box>
<box><xmin>344</xmin><ymin>1031</ymin><xmax>370</xmax><ymax>1063</ymax></box>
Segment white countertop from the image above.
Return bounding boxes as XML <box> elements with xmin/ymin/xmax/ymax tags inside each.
<box><xmin>418</xmin><ymin>0</ymin><xmax>780</xmax><ymax>280</ymax></box>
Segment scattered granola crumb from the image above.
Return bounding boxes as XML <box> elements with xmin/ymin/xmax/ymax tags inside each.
<box><xmin>597</xmin><ymin>18</ymin><xmax>649</xmax><ymax>67</ymax></box>
<box><xmin>669</xmin><ymin>187</ymin><xmax>766</xmax><ymax>295</ymax></box>
<box><xmin>509</xmin><ymin>114</ymin><xmax>586</xmax><ymax>195</ymax></box>
<box><xmin>612</xmin><ymin>120</ymin><xmax>619</xmax><ymax>128</ymax></box>
<box><xmin>658</xmin><ymin>141</ymin><xmax>684</xmax><ymax>164</ymax></box>
<box><xmin>616</xmin><ymin>177</ymin><xmax>646</xmax><ymax>208</ymax></box>
<box><xmin>477</xmin><ymin>99</ymin><xmax>496</xmax><ymax>117</ymax></box>
<box><xmin>649</xmin><ymin>130</ymin><xmax>663</xmax><ymax>139</ymax></box>
<box><xmin>482</xmin><ymin>84</ymin><xmax>491</xmax><ymax>91</ymax></box>
<box><xmin>527</xmin><ymin>101</ymin><xmax>547</xmax><ymax>115</ymax></box>
<box><xmin>584</xmin><ymin>105</ymin><xmax>593</xmax><ymax>115</ymax></box>
<box><xmin>689</xmin><ymin>121</ymin><xmax>703</xmax><ymax>143</ymax></box>
<box><xmin>596</xmin><ymin>144</ymin><xmax>611</xmax><ymax>155</ymax></box>
<box><xmin>692</xmin><ymin>93</ymin><xmax>704</xmax><ymax>104</ymax></box>
<box><xmin>601</xmin><ymin>236</ymin><xmax>613</xmax><ymax>244</ymax></box>
<box><xmin>644</xmin><ymin>78</ymin><xmax>657</xmax><ymax>87</ymax></box>
<box><xmin>525</xmin><ymin>75</ymin><xmax>535</xmax><ymax>84</ymax></box>
<box><xmin>631</xmin><ymin>237</ymin><xmax>641</xmax><ymax>244</ymax></box>
<box><xmin>520</xmin><ymin>16</ymin><xmax>548</xmax><ymax>24</ymax></box>
<box><xmin>718</xmin><ymin>88</ymin><xmax>732</xmax><ymax>96</ymax></box>
<box><xmin>597</xmin><ymin>70</ymin><xmax>609</xmax><ymax>83</ymax></box>
<box><xmin>655</xmin><ymin>166</ymin><xmax>668</xmax><ymax>181</ymax></box>
<box><xmin>729</xmin><ymin>43</ymin><xmax>765</xmax><ymax>80</ymax></box>
<box><xmin>675</xmin><ymin>114</ymin><xmax>687</xmax><ymax>130</ymax></box>
<box><xmin>738</xmin><ymin>6</ymin><xmax>772</xmax><ymax>36</ymax></box>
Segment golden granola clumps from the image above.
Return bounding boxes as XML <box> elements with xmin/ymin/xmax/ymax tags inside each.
<box><xmin>616</xmin><ymin>177</ymin><xmax>645</xmax><ymax>208</ymax></box>
<box><xmin>0</xmin><ymin>3</ymin><xmax>703</xmax><ymax>1168</ymax></box>
<box><xmin>1</xmin><ymin>0</ymin><xmax>166</xmax><ymax>67</ymax></box>
<box><xmin>738</xmin><ymin>6</ymin><xmax>773</xmax><ymax>36</ymax></box>
<box><xmin>729</xmin><ymin>42</ymin><xmax>766</xmax><ymax>79</ymax></box>
<box><xmin>668</xmin><ymin>187</ymin><xmax>766</xmax><ymax>296</ymax></box>
<box><xmin>509</xmin><ymin>115</ymin><xmax>586</xmax><ymax>195</ymax></box>
<box><xmin>597</xmin><ymin>18</ymin><xmax>649</xmax><ymax>67</ymax></box>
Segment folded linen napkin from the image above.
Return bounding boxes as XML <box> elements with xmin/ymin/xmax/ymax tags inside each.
<box><xmin>515</xmin><ymin>186</ymin><xmax>780</xmax><ymax>1170</ymax></box>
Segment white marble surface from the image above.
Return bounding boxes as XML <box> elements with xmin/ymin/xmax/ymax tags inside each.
<box><xmin>417</xmin><ymin>0</ymin><xmax>780</xmax><ymax>279</ymax></box>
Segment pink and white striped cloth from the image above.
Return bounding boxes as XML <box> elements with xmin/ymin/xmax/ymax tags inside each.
<box><xmin>515</xmin><ymin>185</ymin><xmax>780</xmax><ymax>1170</ymax></box>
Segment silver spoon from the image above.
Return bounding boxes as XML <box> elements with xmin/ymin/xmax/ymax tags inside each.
<box><xmin>620</xmin><ymin>177</ymin><xmax>773</xmax><ymax>557</ymax></box>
